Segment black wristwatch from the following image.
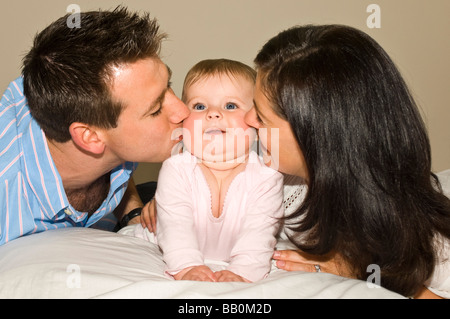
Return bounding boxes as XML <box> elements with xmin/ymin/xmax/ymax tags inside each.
<box><xmin>119</xmin><ymin>207</ymin><xmax>142</xmax><ymax>228</ymax></box>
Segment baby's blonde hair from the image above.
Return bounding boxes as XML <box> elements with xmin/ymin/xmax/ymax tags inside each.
<box><xmin>182</xmin><ymin>58</ymin><xmax>256</xmax><ymax>102</ymax></box>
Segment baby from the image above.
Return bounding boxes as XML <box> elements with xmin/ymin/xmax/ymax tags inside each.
<box><xmin>145</xmin><ymin>59</ymin><xmax>283</xmax><ymax>282</ymax></box>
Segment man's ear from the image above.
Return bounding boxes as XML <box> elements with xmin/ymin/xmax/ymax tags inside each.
<box><xmin>69</xmin><ymin>122</ymin><xmax>106</xmax><ymax>155</ymax></box>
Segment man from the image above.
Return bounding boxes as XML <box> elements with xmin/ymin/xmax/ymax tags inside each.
<box><xmin>0</xmin><ymin>7</ymin><xmax>189</xmax><ymax>245</ymax></box>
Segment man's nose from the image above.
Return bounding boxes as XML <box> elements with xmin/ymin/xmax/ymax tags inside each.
<box><xmin>169</xmin><ymin>93</ymin><xmax>189</xmax><ymax>124</ymax></box>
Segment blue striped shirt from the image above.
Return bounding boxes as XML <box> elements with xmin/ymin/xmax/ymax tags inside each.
<box><xmin>0</xmin><ymin>77</ymin><xmax>137</xmax><ymax>245</ymax></box>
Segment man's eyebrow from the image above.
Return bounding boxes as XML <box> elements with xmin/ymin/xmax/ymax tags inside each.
<box><xmin>165</xmin><ymin>64</ymin><xmax>173</xmax><ymax>87</ymax></box>
<box><xmin>142</xmin><ymin>65</ymin><xmax>173</xmax><ymax>117</ymax></box>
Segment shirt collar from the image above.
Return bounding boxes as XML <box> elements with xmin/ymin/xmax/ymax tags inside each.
<box><xmin>21</xmin><ymin>117</ymin><xmax>69</xmax><ymax>220</ymax></box>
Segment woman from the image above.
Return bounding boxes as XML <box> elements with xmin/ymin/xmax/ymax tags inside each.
<box><xmin>244</xmin><ymin>24</ymin><xmax>450</xmax><ymax>298</ymax></box>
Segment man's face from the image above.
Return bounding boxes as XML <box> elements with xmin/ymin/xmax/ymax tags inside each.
<box><xmin>103</xmin><ymin>58</ymin><xmax>189</xmax><ymax>163</ymax></box>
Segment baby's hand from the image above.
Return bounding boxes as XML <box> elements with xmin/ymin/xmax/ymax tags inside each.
<box><xmin>174</xmin><ymin>265</ymin><xmax>216</xmax><ymax>282</ymax></box>
<box><xmin>215</xmin><ymin>270</ymin><xmax>251</xmax><ymax>283</ymax></box>
<box><xmin>140</xmin><ymin>199</ymin><xmax>157</xmax><ymax>232</ymax></box>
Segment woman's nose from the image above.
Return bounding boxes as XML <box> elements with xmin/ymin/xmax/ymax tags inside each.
<box><xmin>244</xmin><ymin>107</ymin><xmax>260</xmax><ymax>128</ymax></box>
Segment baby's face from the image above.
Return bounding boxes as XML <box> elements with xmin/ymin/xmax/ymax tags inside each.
<box><xmin>182</xmin><ymin>74</ymin><xmax>256</xmax><ymax>163</ymax></box>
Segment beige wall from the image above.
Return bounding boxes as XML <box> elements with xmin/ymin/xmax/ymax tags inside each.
<box><xmin>1</xmin><ymin>0</ymin><xmax>448</xmax><ymax>184</ymax></box>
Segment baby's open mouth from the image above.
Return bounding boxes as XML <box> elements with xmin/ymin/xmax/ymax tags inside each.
<box><xmin>204</xmin><ymin>127</ymin><xmax>225</xmax><ymax>135</ymax></box>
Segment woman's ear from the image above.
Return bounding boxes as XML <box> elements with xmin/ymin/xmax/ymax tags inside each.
<box><xmin>69</xmin><ymin>122</ymin><xmax>106</xmax><ymax>155</ymax></box>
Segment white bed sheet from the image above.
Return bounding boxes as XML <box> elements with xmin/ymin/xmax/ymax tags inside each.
<box><xmin>0</xmin><ymin>227</ymin><xmax>403</xmax><ymax>299</ymax></box>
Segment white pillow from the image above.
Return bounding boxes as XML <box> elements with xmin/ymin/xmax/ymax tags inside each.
<box><xmin>0</xmin><ymin>228</ymin><xmax>166</xmax><ymax>298</ymax></box>
<box><xmin>0</xmin><ymin>227</ymin><xmax>404</xmax><ymax>298</ymax></box>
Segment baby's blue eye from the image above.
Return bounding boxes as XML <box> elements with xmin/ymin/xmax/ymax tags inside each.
<box><xmin>225</xmin><ymin>103</ymin><xmax>237</xmax><ymax>110</ymax></box>
<box><xmin>194</xmin><ymin>103</ymin><xmax>206</xmax><ymax>110</ymax></box>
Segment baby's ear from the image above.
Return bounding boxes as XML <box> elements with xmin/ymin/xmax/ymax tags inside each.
<box><xmin>69</xmin><ymin>122</ymin><xmax>106</xmax><ymax>155</ymax></box>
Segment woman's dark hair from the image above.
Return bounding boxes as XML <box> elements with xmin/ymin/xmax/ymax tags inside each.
<box><xmin>255</xmin><ymin>24</ymin><xmax>450</xmax><ymax>296</ymax></box>
<box><xmin>22</xmin><ymin>6</ymin><xmax>166</xmax><ymax>142</ymax></box>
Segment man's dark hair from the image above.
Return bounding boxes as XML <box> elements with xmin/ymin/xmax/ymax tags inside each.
<box><xmin>22</xmin><ymin>6</ymin><xmax>166</xmax><ymax>142</ymax></box>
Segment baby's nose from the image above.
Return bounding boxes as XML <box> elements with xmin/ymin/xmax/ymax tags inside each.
<box><xmin>206</xmin><ymin>109</ymin><xmax>222</xmax><ymax>119</ymax></box>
